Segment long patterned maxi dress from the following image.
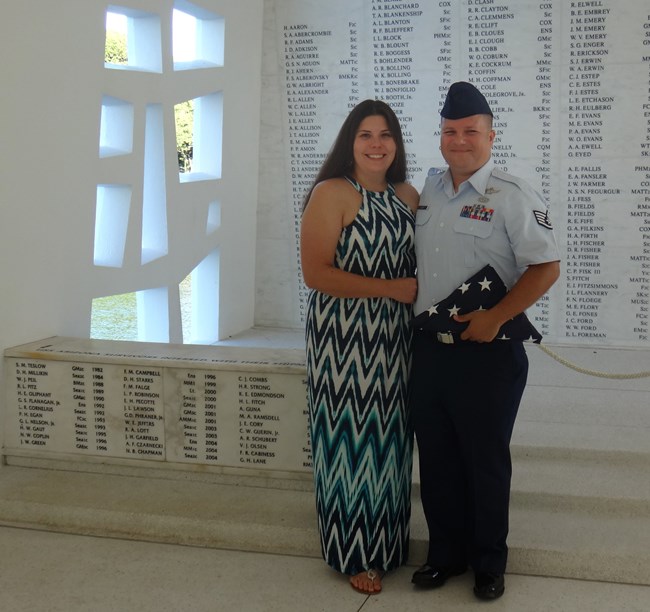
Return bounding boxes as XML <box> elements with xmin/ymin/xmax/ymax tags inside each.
<box><xmin>305</xmin><ymin>177</ymin><xmax>416</xmax><ymax>575</ymax></box>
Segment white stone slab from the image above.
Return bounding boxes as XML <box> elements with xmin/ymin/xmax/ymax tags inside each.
<box><xmin>3</xmin><ymin>337</ymin><xmax>311</xmax><ymax>474</ymax></box>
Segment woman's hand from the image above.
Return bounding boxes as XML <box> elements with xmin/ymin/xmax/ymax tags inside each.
<box><xmin>388</xmin><ymin>277</ymin><xmax>418</xmax><ymax>304</ymax></box>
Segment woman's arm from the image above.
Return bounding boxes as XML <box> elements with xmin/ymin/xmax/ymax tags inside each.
<box><xmin>300</xmin><ymin>180</ymin><xmax>417</xmax><ymax>303</ymax></box>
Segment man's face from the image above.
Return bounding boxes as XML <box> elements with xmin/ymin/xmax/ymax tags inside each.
<box><xmin>440</xmin><ymin>114</ymin><xmax>495</xmax><ymax>179</ymax></box>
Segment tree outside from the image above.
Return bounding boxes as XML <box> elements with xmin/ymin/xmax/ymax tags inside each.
<box><xmin>175</xmin><ymin>100</ymin><xmax>194</xmax><ymax>174</ymax></box>
<box><xmin>105</xmin><ymin>30</ymin><xmax>127</xmax><ymax>64</ymax></box>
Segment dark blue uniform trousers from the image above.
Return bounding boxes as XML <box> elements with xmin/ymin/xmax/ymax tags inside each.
<box><xmin>410</xmin><ymin>331</ymin><xmax>529</xmax><ymax>574</ymax></box>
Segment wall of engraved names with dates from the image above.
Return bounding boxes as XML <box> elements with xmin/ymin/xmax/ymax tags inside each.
<box><xmin>276</xmin><ymin>0</ymin><xmax>650</xmax><ymax>347</ymax></box>
<box><xmin>4</xmin><ymin>338</ymin><xmax>312</xmax><ymax>473</ymax></box>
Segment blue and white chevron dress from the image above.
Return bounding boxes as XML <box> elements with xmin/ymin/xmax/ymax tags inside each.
<box><xmin>305</xmin><ymin>177</ymin><xmax>415</xmax><ymax>575</ymax></box>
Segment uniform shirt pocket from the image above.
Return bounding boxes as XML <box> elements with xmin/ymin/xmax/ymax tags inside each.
<box><xmin>415</xmin><ymin>206</ymin><xmax>434</xmax><ymax>227</ymax></box>
<box><xmin>453</xmin><ymin>216</ymin><xmax>495</xmax><ymax>266</ymax></box>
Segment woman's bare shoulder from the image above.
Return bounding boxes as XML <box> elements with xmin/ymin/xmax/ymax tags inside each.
<box><xmin>394</xmin><ymin>181</ymin><xmax>420</xmax><ymax>212</ymax></box>
<box><xmin>307</xmin><ymin>177</ymin><xmax>358</xmax><ymax>209</ymax></box>
<box><xmin>305</xmin><ymin>177</ymin><xmax>362</xmax><ymax>226</ymax></box>
<box><xmin>311</xmin><ymin>177</ymin><xmax>355</xmax><ymax>197</ymax></box>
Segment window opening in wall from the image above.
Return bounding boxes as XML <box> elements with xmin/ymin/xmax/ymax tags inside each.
<box><xmin>180</xmin><ymin>272</ymin><xmax>192</xmax><ymax>340</ymax></box>
<box><xmin>142</xmin><ymin>104</ymin><xmax>168</xmax><ymax>264</ymax></box>
<box><xmin>94</xmin><ymin>184</ymin><xmax>131</xmax><ymax>267</ymax></box>
<box><xmin>105</xmin><ymin>12</ymin><xmax>128</xmax><ymax>65</ymax></box>
<box><xmin>99</xmin><ymin>95</ymin><xmax>134</xmax><ymax>158</ymax></box>
<box><xmin>91</xmin><ymin>291</ymin><xmax>137</xmax><ymax>340</ymax></box>
<box><xmin>206</xmin><ymin>200</ymin><xmax>221</xmax><ymax>235</ymax></box>
<box><xmin>180</xmin><ymin>249</ymin><xmax>220</xmax><ymax>344</ymax></box>
<box><xmin>177</xmin><ymin>92</ymin><xmax>223</xmax><ymax>183</ymax></box>
<box><xmin>173</xmin><ymin>1</ymin><xmax>225</xmax><ymax>70</ymax></box>
<box><xmin>91</xmin><ymin>287</ymin><xmax>169</xmax><ymax>342</ymax></box>
<box><xmin>97</xmin><ymin>4</ymin><xmax>227</xmax><ymax>345</ymax></box>
<box><xmin>174</xmin><ymin>99</ymin><xmax>194</xmax><ymax>174</ymax></box>
<box><xmin>137</xmin><ymin>287</ymin><xmax>169</xmax><ymax>342</ymax></box>
<box><xmin>105</xmin><ymin>5</ymin><xmax>162</xmax><ymax>73</ymax></box>
<box><xmin>172</xmin><ymin>9</ymin><xmax>196</xmax><ymax>64</ymax></box>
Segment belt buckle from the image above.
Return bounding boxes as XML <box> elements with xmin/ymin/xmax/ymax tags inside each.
<box><xmin>436</xmin><ymin>332</ymin><xmax>454</xmax><ymax>344</ymax></box>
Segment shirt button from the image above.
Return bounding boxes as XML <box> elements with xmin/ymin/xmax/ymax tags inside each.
<box><xmin>435</xmin><ymin>247</ymin><xmax>439</xmax><ymax>252</ymax></box>
<box><xmin>433</xmin><ymin>273</ymin><xmax>438</xmax><ymax>278</ymax></box>
<box><xmin>440</xmin><ymin>222</ymin><xmax>445</xmax><ymax>227</ymax></box>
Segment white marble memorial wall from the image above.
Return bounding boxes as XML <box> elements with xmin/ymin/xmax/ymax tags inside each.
<box><xmin>256</xmin><ymin>0</ymin><xmax>650</xmax><ymax>349</ymax></box>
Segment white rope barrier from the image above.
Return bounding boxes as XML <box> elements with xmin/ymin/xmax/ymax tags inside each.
<box><xmin>536</xmin><ymin>344</ymin><xmax>650</xmax><ymax>380</ymax></box>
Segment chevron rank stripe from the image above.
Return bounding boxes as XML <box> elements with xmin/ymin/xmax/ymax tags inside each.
<box><xmin>533</xmin><ymin>209</ymin><xmax>553</xmax><ymax>229</ymax></box>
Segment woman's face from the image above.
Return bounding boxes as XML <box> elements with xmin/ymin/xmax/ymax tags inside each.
<box><xmin>352</xmin><ymin>114</ymin><xmax>397</xmax><ymax>177</ymax></box>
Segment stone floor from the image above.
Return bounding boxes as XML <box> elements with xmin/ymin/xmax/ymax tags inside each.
<box><xmin>0</xmin><ymin>526</ymin><xmax>648</xmax><ymax>612</ymax></box>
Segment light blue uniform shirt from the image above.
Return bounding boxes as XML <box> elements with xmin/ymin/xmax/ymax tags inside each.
<box><xmin>414</xmin><ymin>159</ymin><xmax>560</xmax><ymax>316</ymax></box>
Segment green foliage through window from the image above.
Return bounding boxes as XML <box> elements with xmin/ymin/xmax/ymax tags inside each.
<box><xmin>175</xmin><ymin>101</ymin><xmax>194</xmax><ymax>173</ymax></box>
<box><xmin>105</xmin><ymin>30</ymin><xmax>127</xmax><ymax>65</ymax></box>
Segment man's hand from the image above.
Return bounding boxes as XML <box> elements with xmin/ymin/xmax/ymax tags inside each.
<box><xmin>454</xmin><ymin>310</ymin><xmax>503</xmax><ymax>343</ymax></box>
<box><xmin>454</xmin><ymin>261</ymin><xmax>560</xmax><ymax>342</ymax></box>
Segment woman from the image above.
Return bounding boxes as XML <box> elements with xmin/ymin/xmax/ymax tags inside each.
<box><xmin>300</xmin><ymin>99</ymin><xmax>419</xmax><ymax>594</ymax></box>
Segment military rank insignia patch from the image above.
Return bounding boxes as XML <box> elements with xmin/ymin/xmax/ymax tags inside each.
<box><xmin>533</xmin><ymin>209</ymin><xmax>553</xmax><ymax>229</ymax></box>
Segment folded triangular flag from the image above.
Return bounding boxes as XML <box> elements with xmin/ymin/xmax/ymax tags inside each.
<box><xmin>412</xmin><ymin>264</ymin><xmax>542</xmax><ymax>343</ymax></box>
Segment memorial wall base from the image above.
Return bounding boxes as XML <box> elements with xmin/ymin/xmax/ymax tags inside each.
<box><xmin>3</xmin><ymin>337</ymin><xmax>313</xmax><ymax>489</ymax></box>
<box><xmin>1</xmin><ymin>334</ymin><xmax>649</xmax><ymax>585</ymax></box>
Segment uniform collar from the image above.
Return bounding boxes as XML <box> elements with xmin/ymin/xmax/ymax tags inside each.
<box><xmin>442</xmin><ymin>158</ymin><xmax>494</xmax><ymax>198</ymax></box>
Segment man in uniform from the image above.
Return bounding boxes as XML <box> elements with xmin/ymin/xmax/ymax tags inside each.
<box><xmin>410</xmin><ymin>82</ymin><xmax>560</xmax><ymax>600</ymax></box>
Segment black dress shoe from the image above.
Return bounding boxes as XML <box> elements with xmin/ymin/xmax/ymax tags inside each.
<box><xmin>411</xmin><ymin>563</ymin><xmax>467</xmax><ymax>588</ymax></box>
<box><xmin>473</xmin><ymin>572</ymin><xmax>505</xmax><ymax>600</ymax></box>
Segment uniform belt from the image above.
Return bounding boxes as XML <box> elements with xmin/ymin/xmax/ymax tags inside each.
<box><xmin>434</xmin><ymin>331</ymin><xmax>455</xmax><ymax>344</ymax></box>
<box><xmin>416</xmin><ymin>329</ymin><xmax>458</xmax><ymax>344</ymax></box>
